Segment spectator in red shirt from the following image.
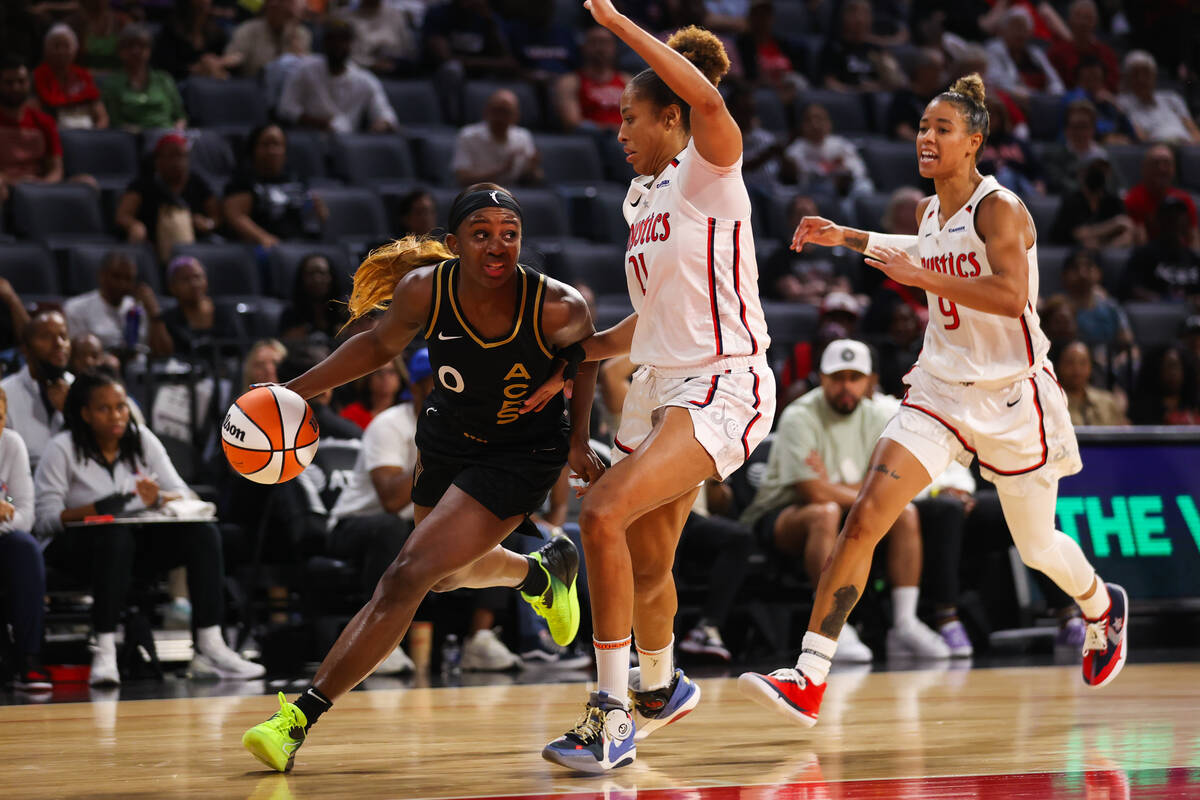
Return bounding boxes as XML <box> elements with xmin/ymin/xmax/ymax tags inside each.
<box><xmin>34</xmin><ymin>24</ymin><xmax>108</xmax><ymax>130</ymax></box>
<box><xmin>553</xmin><ymin>27</ymin><xmax>629</xmax><ymax>131</ymax></box>
<box><xmin>339</xmin><ymin>359</ymin><xmax>404</xmax><ymax>431</ymax></box>
<box><xmin>0</xmin><ymin>58</ymin><xmax>79</xmax><ymax>208</ymax></box>
<box><xmin>1047</xmin><ymin>0</ymin><xmax>1119</xmax><ymax>91</ymax></box>
<box><xmin>1124</xmin><ymin>144</ymin><xmax>1199</xmax><ymax>248</ymax></box>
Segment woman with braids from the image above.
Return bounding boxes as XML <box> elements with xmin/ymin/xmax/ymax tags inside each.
<box><xmin>739</xmin><ymin>74</ymin><xmax>1130</xmax><ymax>727</ymax></box>
<box><xmin>523</xmin><ymin>1</ymin><xmax>774</xmax><ymax>774</ymax></box>
<box><xmin>35</xmin><ymin>372</ymin><xmax>263</xmax><ymax>686</ymax></box>
<box><xmin>240</xmin><ymin>183</ymin><xmax>604</xmax><ymax>773</ymax></box>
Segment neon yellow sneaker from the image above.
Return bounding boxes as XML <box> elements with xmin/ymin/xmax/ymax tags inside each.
<box><xmin>242</xmin><ymin>692</ymin><xmax>307</xmax><ymax>772</ymax></box>
<box><xmin>521</xmin><ymin>534</ymin><xmax>581</xmax><ymax>647</ymax></box>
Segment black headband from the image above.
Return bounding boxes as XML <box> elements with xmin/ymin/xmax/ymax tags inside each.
<box><xmin>447</xmin><ymin>189</ymin><xmax>523</xmax><ymax>233</ymax></box>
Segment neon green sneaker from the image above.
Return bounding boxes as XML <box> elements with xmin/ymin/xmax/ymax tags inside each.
<box><xmin>521</xmin><ymin>534</ymin><xmax>581</xmax><ymax>647</ymax></box>
<box><xmin>242</xmin><ymin>692</ymin><xmax>307</xmax><ymax>772</ymax></box>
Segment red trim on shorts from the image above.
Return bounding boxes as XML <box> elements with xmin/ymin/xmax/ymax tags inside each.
<box><xmin>901</xmin><ymin>377</ymin><xmax>1048</xmax><ymax>476</ymax></box>
<box><xmin>707</xmin><ymin>217</ymin><xmax>724</xmax><ymax>356</ymax></box>
<box><xmin>594</xmin><ymin>637</ymin><xmax>633</xmax><ymax>650</ymax></box>
<box><xmin>730</xmin><ymin>220</ymin><xmax>758</xmax><ymax>355</ymax></box>
<box><xmin>1042</xmin><ymin>366</ymin><xmax>1063</xmax><ymax>391</ymax></box>
<box><xmin>688</xmin><ymin>375</ymin><xmax>720</xmax><ymax>408</ymax></box>
<box><xmin>740</xmin><ymin>368</ymin><xmax>763</xmax><ymax>460</ymax></box>
<box><xmin>1019</xmin><ymin>307</ymin><xmax>1035</xmax><ymax>367</ymax></box>
<box><xmin>613</xmin><ymin>436</ymin><xmax>634</xmax><ymax>454</ymax></box>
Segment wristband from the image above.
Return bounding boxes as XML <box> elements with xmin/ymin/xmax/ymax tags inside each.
<box><xmin>557</xmin><ymin>341</ymin><xmax>586</xmax><ymax>381</ymax></box>
<box><xmin>865</xmin><ymin>232</ymin><xmax>920</xmax><ymax>257</ymax></box>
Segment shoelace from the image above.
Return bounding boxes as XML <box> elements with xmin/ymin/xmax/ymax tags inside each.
<box><xmin>263</xmin><ymin>695</ymin><xmax>302</xmax><ymax>735</ymax></box>
<box><xmin>768</xmin><ymin>668</ymin><xmax>806</xmax><ymax>687</ymax></box>
<box><xmin>1083</xmin><ymin>620</ymin><xmax>1108</xmax><ymax>654</ymax></box>
<box><xmin>567</xmin><ymin>705</ymin><xmax>605</xmax><ymax>744</ymax></box>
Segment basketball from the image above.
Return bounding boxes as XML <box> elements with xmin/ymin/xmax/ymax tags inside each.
<box><xmin>221</xmin><ymin>385</ymin><xmax>320</xmax><ymax>484</ymax></box>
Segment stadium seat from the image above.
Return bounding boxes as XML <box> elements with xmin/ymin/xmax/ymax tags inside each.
<box><xmin>533</xmin><ymin>134</ymin><xmax>604</xmax><ymax>184</ymax></box>
<box><xmin>143</xmin><ymin>128</ymin><xmax>237</xmax><ymax>189</ymax></box>
<box><xmin>65</xmin><ymin>242</ymin><xmax>161</xmax><ymax>296</ymax></box>
<box><xmin>1178</xmin><ymin>146</ymin><xmax>1200</xmax><ymax>192</ymax></box>
<box><xmin>861</xmin><ymin>140</ymin><xmax>923</xmax><ymax>191</ymax></box>
<box><xmin>595</xmin><ymin>133</ymin><xmax>635</xmax><ymax>183</ymax></box>
<box><xmin>183</xmin><ymin>78</ymin><xmax>268</xmax><ymax>131</ymax></box>
<box><xmin>1037</xmin><ymin>245</ymin><xmax>1070</xmax><ymax>297</ymax></box>
<box><xmin>511</xmin><ymin>188</ymin><xmax>571</xmax><ymax>238</ymax></box>
<box><xmin>1025</xmin><ymin>194</ymin><xmax>1061</xmax><ymax>237</ymax></box>
<box><xmin>219</xmin><ymin>296</ymin><xmax>286</xmax><ymax>340</ymax></box>
<box><xmin>551</xmin><ymin>242</ymin><xmax>626</xmax><ymax>299</ymax></box>
<box><xmin>381</xmin><ymin>80</ymin><xmax>444</xmax><ymax>127</ymax></box>
<box><xmin>317</xmin><ymin>187</ymin><xmax>389</xmax><ymax>246</ymax></box>
<box><xmin>1096</xmin><ymin>247</ymin><xmax>1131</xmax><ymax>295</ymax></box>
<box><xmin>170</xmin><ymin>243</ymin><xmax>260</xmax><ymax>297</ymax></box>
<box><xmin>410</xmin><ymin>130</ymin><xmax>458</xmax><ymax>186</ymax></box>
<box><xmin>854</xmin><ymin>192</ymin><xmax>891</xmax><ymax>231</ymax></box>
<box><xmin>753</xmin><ymin>87</ymin><xmax>789</xmax><ymax>133</ymax></box>
<box><xmin>796</xmin><ymin>89</ymin><xmax>870</xmax><ymax>133</ymax></box>
<box><xmin>761</xmin><ymin>300</ymin><xmax>818</xmax><ymax>345</ymax></box>
<box><xmin>1105</xmin><ymin>144</ymin><xmax>1147</xmax><ymax>187</ymax></box>
<box><xmin>462</xmin><ymin>81</ymin><xmax>543</xmax><ymax>129</ymax></box>
<box><xmin>10</xmin><ymin>183</ymin><xmax>110</xmax><ymax>244</ymax></box>
<box><xmin>284</xmin><ymin>129</ymin><xmax>330</xmax><ymax>181</ymax></box>
<box><xmin>331</xmin><ymin>133</ymin><xmax>416</xmax><ymax>187</ymax></box>
<box><xmin>60</xmin><ymin>129</ymin><xmax>139</xmax><ymax>191</ymax></box>
<box><xmin>0</xmin><ymin>243</ymin><xmax>59</xmax><ymax>296</ymax></box>
<box><xmin>1027</xmin><ymin>94</ymin><xmax>1063</xmax><ymax>141</ymax></box>
<box><xmin>582</xmin><ymin>184</ymin><xmax>632</xmax><ymax>245</ymax></box>
<box><xmin>267</xmin><ymin>242</ymin><xmax>356</xmax><ymax>299</ymax></box>
<box><xmin>1125</xmin><ymin>302</ymin><xmax>1190</xmax><ymax>349</ymax></box>
<box><xmin>594</xmin><ymin>300</ymin><xmax>634</xmax><ymax>329</ymax></box>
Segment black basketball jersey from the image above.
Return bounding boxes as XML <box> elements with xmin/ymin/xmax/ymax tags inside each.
<box><xmin>420</xmin><ymin>259</ymin><xmax>568</xmax><ymax>448</ymax></box>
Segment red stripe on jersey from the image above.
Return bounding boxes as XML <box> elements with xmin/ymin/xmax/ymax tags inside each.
<box><xmin>741</xmin><ymin>368</ymin><xmax>763</xmax><ymax>460</ymax></box>
<box><xmin>730</xmin><ymin>220</ymin><xmax>758</xmax><ymax>355</ymax></box>
<box><xmin>1019</xmin><ymin>311</ymin><xmax>1034</xmax><ymax>367</ymax></box>
<box><xmin>688</xmin><ymin>375</ymin><xmax>720</xmax><ymax>408</ymax></box>
<box><xmin>706</xmin><ymin>217</ymin><xmax>724</xmax><ymax>355</ymax></box>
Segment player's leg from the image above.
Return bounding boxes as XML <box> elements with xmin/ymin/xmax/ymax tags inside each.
<box><xmin>996</xmin><ymin>479</ymin><xmax>1128</xmax><ymax>687</ymax></box>
<box><xmin>738</xmin><ymin>438</ymin><xmax>931</xmax><ymax>725</ymax></box>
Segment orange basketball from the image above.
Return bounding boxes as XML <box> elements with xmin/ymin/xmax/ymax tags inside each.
<box><xmin>221</xmin><ymin>385</ymin><xmax>319</xmax><ymax>484</ymax></box>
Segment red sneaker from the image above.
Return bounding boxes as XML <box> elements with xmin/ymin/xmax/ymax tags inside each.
<box><xmin>1082</xmin><ymin>583</ymin><xmax>1128</xmax><ymax>688</ymax></box>
<box><xmin>737</xmin><ymin>668</ymin><xmax>826</xmax><ymax>727</ymax></box>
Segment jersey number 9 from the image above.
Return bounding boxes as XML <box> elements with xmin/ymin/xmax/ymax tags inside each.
<box><xmin>938</xmin><ymin>297</ymin><xmax>960</xmax><ymax>330</ymax></box>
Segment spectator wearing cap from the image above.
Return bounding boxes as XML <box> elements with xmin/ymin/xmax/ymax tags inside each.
<box><xmin>452</xmin><ymin>88</ymin><xmax>542</xmax><ymax>187</ymax></box>
<box><xmin>741</xmin><ymin>339</ymin><xmax>959</xmax><ymax>662</ymax></box>
<box><xmin>777</xmin><ymin>291</ymin><xmax>864</xmax><ymax>407</ymax></box>
<box><xmin>224</xmin><ymin>0</ymin><xmax>312</xmax><ymax>79</ymax></box>
<box><xmin>1058</xmin><ymin>341</ymin><xmax>1127</xmax><ymax>426</ymax></box>
<box><xmin>1123</xmin><ymin>197</ymin><xmax>1200</xmax><ymax>305</ymax></box>
<box><xmin>115</xmin><ymin>133</ymin><xmax>219</xmax><ymax>263</ymax></box>
<box><xmin>102</xmin><ymin>26</ymin><xmax>187</xmax><ymax>133</ymax></box>
<box><xmin>553</xmin><ymin>27</ymin><xmax>629</xmax><ymax>132</ymax></box>
<box><xmin>759</xmin><ymin>195</ymin><xmax>851</xmax><ymax>303</ymax></box>
<box><xmin>1116</xmin><ymin>51</ymin><xmax>1200</xmax><ymax>146</ymax></box>
<box><xmin>1</xmin><ymin>310</ymin><xmax>73</xmax><ymax>470</ymax></box>
<box><xmin>886</xmin><ymin>48</ymin><xmax>945</xmax><ymax>142</ymax></box>
<box><xmin>34</xmin><ymin>24</ymin><xmax>108</xmax><ymax>130</ymax></box>
<box><xmin>1061</xmin><ymin>56</ymin><xmax>1136</xmax><ymax>145</ymax></box>
<box><xmin>984</xmin><ymin>6</ymin><xmax>1064</xmax><ymax>102</ymax></box>
<box><xmin>1044</xmin><ymin>100</ymin><xmax>1110</xmax><ymax>196</ymax></box>
<box><xmin>1050</xmin><ymin>152</ymin><xmax>1133</xmax><ymax>248</ymax></box>
<box><xmin>278</xmin><ymin>19</ymin><xmax>398</xmax><ymax>134</ymax></box>
<box><xmin>63</xmin><ymin>251</ymin><xmax>173</xmax><ymax>359</ymax></box>
<box><xmin>1047</xmin><ymin>0</ymin><xmax>1119</xmax><ymax>92</ymax></box>
<box><xmin>160</xmin><ymin>256</ymin><xmax>247</xmax><ymax>357</ymax></box>
<box><xmin>1124</xmin><ymin>145</ymin><xmax>1199</xmax><ymax>248</ymax></box>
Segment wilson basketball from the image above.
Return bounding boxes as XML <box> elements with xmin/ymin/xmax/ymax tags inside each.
<box><xmin>221</xmin><ymin>385</ymin><xmax>319</xmax><ymax>484</ymax></box>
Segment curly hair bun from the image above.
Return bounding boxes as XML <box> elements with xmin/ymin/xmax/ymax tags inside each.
<box><xmin>666</xmin><ymin>26</ymin><xmax>731</xmax><ymax>86</ymax></box>
<box><xmin>949</xmin><ymin>73</ymin><xmax>986</xmax><ymax>106</ymax></box>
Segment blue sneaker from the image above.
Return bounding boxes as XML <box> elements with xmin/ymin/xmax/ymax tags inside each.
<box><xmin>629</xmin><ymin>667</ymin><xmax>701</xmax><ymax>742</ymax></box>
<box><xmin>542</xmin><ymin>691</ymin><xmax>636</xmax><ymax>773</ymax></box>
<box><xmin>1082</xmin><ymin>582</ymin><xmax>1128</xmax><ymax>688</ymax></box>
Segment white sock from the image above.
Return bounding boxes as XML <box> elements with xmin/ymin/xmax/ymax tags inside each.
<box><xmin>195</xmin><ymin>625</ymin><xmax>226</xmax><ymax>655</ymax></box>
<box><xmin>795</xmin><ymin>631</ymin><xmax>836</xmax><ymax>685</ymax></box>
<box><xmin>636</xmin><ymin>637</ymin><xmax>674</xmax><ymax>690</ymax></box>
<box><xmin>595</xmin><ymin>636</ymin><xmax>632</xmax><ymax>704</ymax></box>
<box><xmin>892</xmin><ymin>586</ymin><xmax>919</xmax><ymax>628</ymax></box>
<box><xmin>96</xmin><ymin>632</ymin><xmax>116</xmax><ymax>655</ymax></box>
<box><xmin>1077</xmin><ymin>576</ymin><xmax>1111</xmax><ymax>620</ymax></box>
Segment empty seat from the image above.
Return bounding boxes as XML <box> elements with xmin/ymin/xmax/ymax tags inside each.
<box><xmin>795</xmin><ymin>90</ymin><xmax>869</xmax><ymax>133</ymax></box>
<box><xmin>268</xmin><ymin>242</ymin><xmax>356</xmax><ymax>299</ymax></box>
<box><xmin>1096</xmin><ymin>247</ymin><xmax>1131</xmax><ymax>295</ymax></box>
<box><xmin>595</xmin><ymin>131</ymin><xmax>634</xmax><ymax>184</ymax></box>
<box><xmin>511</xmin><ymin>188</ymin><xmax>570</xmax><ymax>238</ymax></box>
<box><xmin>1105</xmin><ymin>144</ymin><xmax>1147</xmax><ymax>187</ymax></box>
<box><xmin>1037</xmin><ymin>245</ymin><xmax>1070</xmax><ymax>297</ymax></box>
<box><xmin>10</xmin><ymin>183</ymin><xmax>109</xmax><ymax>243</ymax></box>
<box><xmin>762</xmin><ymin>300</ymin><xmax>818</xmax><ymax>345</ymax></box>
<box><xmin>219</xmin><ymin>295</ymin><xmax>286</xmax><ymax>340</ymax></box>
<box><xmin>65</xmin><ymin>242</ymin><xmax>161</xmax><ymax>296</ymax></box>
<box><xmin>533</xmin><ymin>134</ymin><xmax>604</xmax><ymax>184</ymax></box>
<box><xmin>753</xmin><ymin>87</ymin><xmax>789</xmax><ymax>133</ymax></box>
<box><xmin>853</xmin><ymin>192</ymin><xmax>891</xmax><ymax>231</ymax></box>
<box><xmin>170</xmin><ymin>243</ymin><xmax>260</xmax><ymax>297</ymax></box>
<box><xmin>183</xmin><ymin>78</ymin><xmax>268</xmax><ymax>131</ymax></box>
<box><xmin>381</xmin><ymin>80</ymin><xmax>443</xmax><ymax>126</ymax></box>
<box><xmin>1124</xmin><ymin>302</ymin><xmax>1190</xmax><ymax>349</ymax></box>
<box><xmin>861</xmin><ymin>141</ymin><xmax>922</xmax><ymax>191</ymax></box>
<box><xmin>331</xmin><ymin>133</ymin><xmax>415</xmax><ymax>186</ymax></box>
<box><xmin>594</xmin><ymin>300</ymin><xmax>634</xmax><ymax>329</ymax></box>
<box><xmin>583</xmin><ymin>184</ymin><xmax>632</xmax><ymax>245</ymax></box>
<box><xmin>1027</xmin><ymin>94</ymin><xmax>1063</xmax><ymax>141</ymax></box>
<box><xmin>410</xmin><ymin>130</ymin><xmax>458</xmax><ymax>186</ymax></box>
<box><xmin>462</xmin><ymin>81</ymin><xmax>543</xmax><ymax>129</ymax></box>
<box><xmin>284</xmin><ymin>129</ymin><xmax>330</xmax><ymax>181</ymax></box>
<box><xmin>552</xmin><ymin>243</ymin><xmax>626</xmax><ymax>298</ymax></box>
<box><xmin>318</xmin><ymin>187</ymin><xmax>389</xmax><ymax>245</ymax></box>
<box><xmin>0</xmin><ymin>243</ymin><xmax>59</xmax><ymax>296</ymax></box>
<box><xmin>60</xmin><ymin>129</ymin><xmax>139</xmax><ymax>190</ymax></box>
<box><xmin>1178</xmin><ymin>146</ymin><xmax>1200</xmax><ymax>192</ymax></box>
<box><xmin>1025</xmin><ymin>194</ymin><xmax>1061</xmax><ymax>237</ymax></box>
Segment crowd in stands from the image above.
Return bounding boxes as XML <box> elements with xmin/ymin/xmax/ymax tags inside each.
<box><xmin>0</xmin><ymin>0</ymin><xmax>1198</xmax><ymax>690</ymax></box>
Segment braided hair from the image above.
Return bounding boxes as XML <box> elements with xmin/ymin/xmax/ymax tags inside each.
<box><xmin>64</xmin><ymin>372</ymin><xmax>145</xmax><ymax>470</ymax></box>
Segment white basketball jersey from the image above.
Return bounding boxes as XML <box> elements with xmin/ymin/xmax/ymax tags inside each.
<box><xmin>916</xmin><ymin>175</ymin><xmax>1049</xmax><ymax>384</ymax></box>
<box><xmin>622</xmin><ymin>140</ymin><xmax>770</xmax><ymax>372</ymax></box>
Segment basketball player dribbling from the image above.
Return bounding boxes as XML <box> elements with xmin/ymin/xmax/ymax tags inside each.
<box><xmin>739</xmin><ymin>75</ymin><xmax>1129</xmax><ymax>727</ymax></box>
<box><xmin>527</xmin><ymin>0</ymin><xmax>775</xmax><ymax>773</ymax></box>
<box><xmin>241</xmin><ymin>184</ymin><xmax>606</xmax><ymax>772</ymax></box>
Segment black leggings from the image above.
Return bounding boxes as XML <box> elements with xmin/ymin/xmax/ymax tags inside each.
<box><xmin>45</xmin><ymin>523</ymin><xmax>225</xmax><ymax>634</ymax></box>
<box><xmin>329</xmin><ymin>514</ymin><xmax>414</xmax><ymax>596</ymax></box>
<box><xmin>916</xmin><ymin>495</ymin><xmax>966</xmax><ymax>608</ymax></box>
<box><xmin>677</xmin><ymin>512</ymin><xmax>756</xmax><ymax>628</ymax></box>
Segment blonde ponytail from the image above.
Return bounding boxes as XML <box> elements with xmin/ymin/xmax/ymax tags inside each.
<box><xmin>346</xmin><ymin>235</ymin><xmax>453</xmax><ymax>323</ymax></box>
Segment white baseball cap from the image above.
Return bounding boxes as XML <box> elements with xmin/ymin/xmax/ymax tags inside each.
<box><xmin>820</xmin><ymin>339</ymin><xmax>872</xmax><ymax>376</ymax></box>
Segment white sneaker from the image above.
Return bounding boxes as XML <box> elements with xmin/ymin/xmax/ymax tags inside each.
<box><xmin>189</xmin><ymin>639</ymin><xmax>266</xmax><ymax>679</ymax></box>
<box><xmin>832</xmin><ymin>624</ymin><xmax>874</xmax><ymax>663</ymax></box>
<box><xmin>89</xmin><ymin>642</ymin><xmax>120</xmax><ymax>686</ymax></box>
<box><xmin>376</xmin><ymin>645</ymin><xmax>415</xmax><ymax>675</ymax></box>
<box><xmin>887</xmin><ymin>620</ymin><xmax>951</xmax><ymax>660</ymax></box>
<box><xmin>461</xmin><ymin>628</ymin><xmax>522</xmax><ymax>671</ymax></box>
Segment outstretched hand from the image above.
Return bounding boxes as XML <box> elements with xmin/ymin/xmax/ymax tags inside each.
<box><xmin>520</xmin><ymin>361</ymin><xmax>571</xmax><ymax>414</ymax></box>
<box><xmin>583</xmin><ymin>0</ymin><xmax>622</xmax><ymax>28</ymax></box>
<box><xmin>864</xmin><ymin>245</ymin><xmax>922</xmax><ymax>287</ymax></box>
<box><xmin>791</xmin><ymin>215</ymin><xmax>845</xmax><ymax>252</ymax></box>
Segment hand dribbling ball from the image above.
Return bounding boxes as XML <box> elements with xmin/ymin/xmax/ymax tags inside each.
<box><xmin>221</xmin><ymin>385</ymin><xmax>319</xmax><ymax>484</ymax></box>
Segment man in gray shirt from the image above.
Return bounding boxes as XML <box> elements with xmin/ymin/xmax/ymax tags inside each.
<box><xmin>1</xmin><ymin>309</ymin><xmax>73</xmax><ymax>470</ymax></box>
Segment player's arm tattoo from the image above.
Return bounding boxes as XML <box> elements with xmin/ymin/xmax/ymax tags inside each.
<box><xmin>843</xmin><ymin>229</ymin><xmax>869</xmax><ymax>252</ymax></box>
<box><xmin>873</xmin><ymin>463</ymin><xmax>900</xmax><ymax>480</ymax></box>
<box><xmin>819</xmin><ymin>585</ymin><xmax>860</xmax><ymax>638</ymax></box>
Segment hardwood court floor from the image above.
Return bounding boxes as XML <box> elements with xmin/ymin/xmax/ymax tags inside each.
<box><xmin>2</xmin><ymin>662</ymin><xmax>1198</xmax><ymax>800</ymax></box>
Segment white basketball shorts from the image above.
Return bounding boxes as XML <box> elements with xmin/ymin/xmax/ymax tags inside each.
<box><xmin>881</xmin><ymin>363</ymin><xmax>1082</xmax><ymax>494</ymax></box>
<box><xmin>611</xmin><ymin>360</ymin><xmax>776</xmax><ymax>480</ymax></box>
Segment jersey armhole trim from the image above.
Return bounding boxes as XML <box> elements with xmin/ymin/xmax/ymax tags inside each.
<box><xmin>973</xmin><ymin>188</ymin><xmax>1035</xmax><ymax>250</ymax></box>
<box><xmin>424</xmin><ymin>261</ymin><xmax>446</xmax><ymax>340</ymax></box>
<box><xmin>531</xmin><ymin>272</ymin><xmax>553</xmax><ymax>358</ymax></box>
